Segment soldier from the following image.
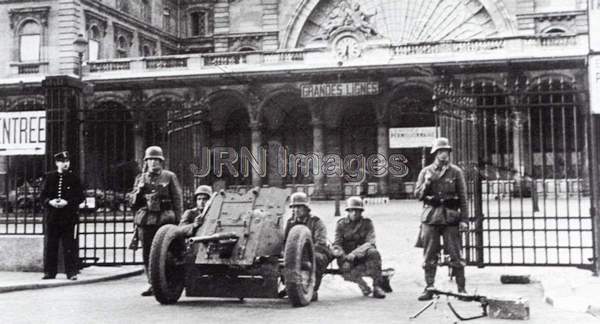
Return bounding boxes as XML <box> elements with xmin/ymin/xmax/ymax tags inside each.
<box><xmin>414</xmin><ymin>137</ymin><xmax>469</xmax><ymax>301</ymax></box>
<box><xmin>40</xmin><ymin>151</ymin><xmax>85</xmax><ymax>280</ymax></box>
<box><xmin>129</xmin><ymin>146</ymin><xmax>183</xmax><ymax>296</ymax></box>
<box><xmin>283</xmin><ymin>192</ymin><xmax>331</xmax><ymax>302</ymax></box>
<box><xmin>332</xmin><ymin>196</ymin><xmax>386</xmax><ymax>299</ymax></box>
<box><xmin>179</xmin><ymin>185</ymin><xmax>212</xmax><ymax>236</ymax></box>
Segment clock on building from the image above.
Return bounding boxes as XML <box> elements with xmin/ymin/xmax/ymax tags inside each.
<box><xmin>334</xmin><ymin>35</ymin><xmax>361</xmax><ymax>60</ymax></box>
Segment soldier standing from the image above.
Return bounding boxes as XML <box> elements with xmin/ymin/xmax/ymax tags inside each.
<box><xmin>414</xmin><ymin>137</ymin><xmax>469</xmax><ymax>301</ymax></box>
<box><xmin>283</xmin><ymin>192</ymin><xmax>331</xmax><ymax>302</ymax></box>
<box><xmin>332</xmin><ymin>196</ymin><xmax>386</xmax><ymax>299</ymax></box>
<box><xmin>179</xmin><ymin>185</ymin><xmax>212</xmax><ymax>236</ymax></box>
<box><xmin>40</xmin><ymin>151</ymin><xmax>85</xmax><ymax>280</ymax></box>
<box><xmin>130</xmin><ymin>146</ymin><xmax>183</xmax><ymax>296</ymax></box>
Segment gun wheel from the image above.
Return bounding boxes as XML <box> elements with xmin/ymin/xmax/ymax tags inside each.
<box><xmin>283</xmin><ymin>225</ymin><xmax>315</xmax><ymax>307</ymax></box>
<box><xmin>150</xmin><ymin>224</ymin><xmax>186</xmax><ymax>304</ymax></box>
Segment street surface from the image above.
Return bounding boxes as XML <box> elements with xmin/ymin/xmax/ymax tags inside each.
<box><xmin>0</xmin><ymin>200</ymin><xmax>598</xmax><ymax>324</ymax></box>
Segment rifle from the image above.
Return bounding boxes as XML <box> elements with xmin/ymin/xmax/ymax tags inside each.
<box><xmin>410</xmin><ymin>288</ymin><xmax>488</xmax><ymax>321</ymax></box>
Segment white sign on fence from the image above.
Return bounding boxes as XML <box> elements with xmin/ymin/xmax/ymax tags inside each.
<box><xmin>389</xmin><ymin>127</ymin><xmax>439</xmax><ymax>148</ymax></box>
<box><xmin>591</xmin><ymin>55</ymin><xmax>600</xmax><ymax>114</ymax></box>
<box><xmin>0</xmin><ymin>110</ymin><xmax>46</xmax><ymax>155</ymax></box>
<box><xmin>591</xmin><ymin>0</ymin><xmax>600</xmax><ymax>53</ymax></box>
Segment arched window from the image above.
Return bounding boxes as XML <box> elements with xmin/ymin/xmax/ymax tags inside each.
<box><xmin>141</xmin><ymin>0</ymin><xmax>151</xmax><ymax>23</ymax></box>
<box><xmin>190</xmin><ymin>10</ymin><xmax>208</xmax><ymax>36</ymax></box>
<box><xmin>88</xmin><ymin>25</ymin><xmax>101</xmax><ymax>61</ymax></box>
<box><xmin>543</xmin><ymin>27</ymin><xmax>567</xmax><ymax>35</ymax></box>
<box><xmin>116</xmin><ymin>36</ymin><xmax>128</xmax><ymax>58</ymax></box>
<box><xmin>142</xmin><ymin>45</ymin><xmax>152</xmax><ymax>57</ymax></box>
<box><xmin>19</xmin><ymin>20</ymin><xmax>41</xmax><ymax>62</ymax></box>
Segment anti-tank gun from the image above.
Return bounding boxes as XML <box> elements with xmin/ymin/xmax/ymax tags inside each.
<box><xmin>148</xmin><ymin>187</ymin><xmax>317</xmax><ymax>307</ymax></box>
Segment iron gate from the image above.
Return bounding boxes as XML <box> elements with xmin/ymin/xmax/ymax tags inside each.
<box><xmin>434</xmin><ymin>75</ymin><xmax>596</xmax><ymax>270</ymax></box>
<box><xmin>75</xmin><ymin>97</ymin><xmax>204</xmax><ymax>265</ymax></box>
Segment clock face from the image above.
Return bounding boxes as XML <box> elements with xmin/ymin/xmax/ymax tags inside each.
<box><xmin>335</xmin><ymin>36</ymin><xmax>361</xmax><ymax>60</ymax></box>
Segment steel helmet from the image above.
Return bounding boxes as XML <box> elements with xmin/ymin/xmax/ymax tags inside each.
<box><xmin>144</xmin><ymin>146</ymin><xmax>165</xmax><ymax>161</ymax></box>
<box><xmin>430</xmin><ymin>137</ymin><xmax>452</xmax><ymax>155</ymax></box>
<box><xmin>194</xmin><ymin>185</ymin><xmax>212</xmax><ymax>198</ymax></box>
<box><xmin>289</xmin><ymin>192</ymin><xmax>310</xmax><ymax>208</ymax></box>
<box><xmin>345</xmin><ymin>196</ymin><xmax>364</xmax><ymax>211</ymax></box>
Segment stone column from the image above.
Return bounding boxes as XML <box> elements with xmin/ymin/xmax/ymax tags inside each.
<box><xmin>250</xmin><ymin>122</ymin><xmax>262</xmax><ymax>188</ymax></box>
<box><xmin>267</xmin><ymin>134</ymin><xmax>284</xmax><ymax>188</ymax></box>
<box><xmin>312</xmin><ymin>119</ymin><xmax>325</xmax><ymax>199</ymax></box>
<box><xmin>377</xmin><ymin>119</ymin><xmax>389</xmax><ymax>195</ymax></box>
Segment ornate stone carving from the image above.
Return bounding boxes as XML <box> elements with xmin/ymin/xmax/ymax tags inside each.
<box><xmin>9</xmin><ymin>6</ymin><xmax>50</xmax><ymax>30</ymax></box>
<box><xmin>85</xmin><ymin>10</ymin><xmax>108</xmax><ymax>37</ymax></box>
<box><xmin>113</xmin><ymin>22</ymin><xmax>134</xmax><ymax>47</ymax></box>
<box><xmin>138</xmin><ymin>33</ymin><xmax>157</xmax><ymax>56</ymax></box>
<box><xmin>314</xmin><ymin>1</ymin><xmax>378</xmax><ymax>41</ymax></box>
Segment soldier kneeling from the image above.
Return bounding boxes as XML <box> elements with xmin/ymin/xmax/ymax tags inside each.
<box><xmin>179</xmin><ymin>185</ymin><xmax>212</xmax><ymax>236</ymax></box>
<box><xmin>332</xmin><ymin>196</ymin><xmax>386</xmax><ymax>299</ymax></box>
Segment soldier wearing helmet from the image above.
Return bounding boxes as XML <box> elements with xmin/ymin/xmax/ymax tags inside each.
<box><xmin>282</xmin><ymin>192</ymin><xmax>331</xmax><ymax>302</ymax></box>
<box><xmin>179</xmin><ymin>185</ymin><xmax>213</xmax><ymax>236</ymax></box>
<box><xmin>414</xmin><ymin>137</ymin><xmax>469</xmax><ymax>301</ymax></box>
<box><xmin>129</xmin><ymin>146</ymin><xmax>183</xmax><ymax>297</ymax></box>
<box><xmin>332</xmin><ymin>196</ymin><xmax>386</xmax><ymax>299</ymax></box>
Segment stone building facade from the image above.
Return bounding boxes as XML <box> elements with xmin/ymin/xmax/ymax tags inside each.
<box><xmin>0</xmin><ymin>0</ymin><xmax>593</xmax><ymax>199</ymax></box>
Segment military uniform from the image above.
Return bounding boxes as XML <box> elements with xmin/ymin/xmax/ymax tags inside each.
<box><xmin>179</xmin><ymin>207</ymin><xmax>203</xmax><ymax>237</ymax></box>
<box><xmin>284</xmin><ymin>214</ymin><xmax>331</xmax><ymax>293</ymax></box>
<box><xmin>40</xmin><ymin>169</ymin><xmax>85</xmax><ymax>278</ymax></box>
<box><xmin>414</xmin><ymin>159</ymin><xmax>468</xmax><ymax>291</ymax></box>
<box><xmin>333</xmin><ymin>216</ymin><xmax>383</xmax><ymax>289</ymax></box>
<box><xmin>130</xmin><ymin>169</ymin><xmax>183</xmax><ymax>279</ymax></box>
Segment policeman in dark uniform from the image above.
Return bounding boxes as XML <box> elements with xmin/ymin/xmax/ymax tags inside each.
<box><xmin>40</xmin><ymin>151</ymin><xmax>85</xmax><ymax>280</ymax></box>
<box><xmin>179</xmin><ymin>185</ymin><xmax>212</xmax><ymax>236</ymax></box>
<box><xmin>332</xmin><ymin>196</ymin><xmax>386</xmax><ymax>299</ymax></box>
<box><xmin>283</xmin><ymin>192</ymin><xmax>331</xmax><ymax>302</ymax></box>
<box><xmin>414</xmin><ymin>137</ymin><xmax>469</xmax><ymax>301</ymax></box>
<box><xmin>129</xmin><ymin>146</ymin><xmax>183</xmax><ymax>296</ymax></box>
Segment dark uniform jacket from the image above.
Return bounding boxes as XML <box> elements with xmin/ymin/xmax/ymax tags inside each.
<box><xmin>414</xmin><ymin>161</ymin><xmax>468</xmax><ymax>225</ymax></box>
<box><xmin>130</xmin><ymin>169</ymin><xmax>183</xmax><ymax>226</ymax></box>
<box><xmin>179</xmin><ymin>207</ymin><xmax>203</xmax><ymax>236</ymax></box>
<box><xmin>285</xmin><ymin>214</ymin><xmax>330</xmax><ymax>256</ymax></box>
<box><xmin>333</xmin><ymin>216</ymin><xmax>377</xmax><ymax>259</ymax></box>
<box><xmin>40</xmin><ymin>170</ymin><xmax>85</xmax><ymax>225</ymax></box>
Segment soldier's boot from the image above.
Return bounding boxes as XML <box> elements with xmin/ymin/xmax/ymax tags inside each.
<box><xmin>454</xmin><ymin>267</ymin><xmax>467</xmax><ymax>294</ymax></box>
<box><xmin>141</xmin><ymin>286</ymin><xmax>153</xmax><ymax>297</ymax></box>
<box><xmin>417</xmin><ymin>268</ymin><xmax>436</xmax><ymax>301</ymax></box>
<box><xmin>356</xmin><ymin>278</ymin><xmax>372</xmax><ymax>296</ymax></box>
<box><xmin>371</xmin><ymin>275</ymin><xmax>386</xmax><ymax>299</ymax></box>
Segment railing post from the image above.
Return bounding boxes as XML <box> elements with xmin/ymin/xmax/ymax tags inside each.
<box><xmin>42</xmin><ymin>76</ymin><xmax>83</xmax><ymax>173</ymax></box>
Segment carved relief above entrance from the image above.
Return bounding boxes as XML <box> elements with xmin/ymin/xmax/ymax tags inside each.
<box><xmin>287</xmin><ymin>0</ymin><xmax>515</xmax><ymax>48</ymax></box>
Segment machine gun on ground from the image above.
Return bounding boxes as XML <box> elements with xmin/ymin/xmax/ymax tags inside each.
<box><xmin>410</xmin><ymin>288</ymin><xmax>530</xmax><ymax>321</ymax></box>
<box><xmin>410</xmin><ymin>288</ymin><xmax>488</xmax><ymax>321</ymax></box>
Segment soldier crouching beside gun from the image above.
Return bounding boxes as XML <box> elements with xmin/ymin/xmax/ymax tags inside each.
<box><xmin>414</xmin><ymin>137</ymin><xmax>469</xmax><ymax>301</ymax></box>
<box><xmin>129</xmin><ymin>146</ymin><xmax>183</xmax><ymax>297</ymax></box>
<box><xmin>179</xmin><ymin>185</ymin><xmax>212</xmax><ymax>236</ymax></box>
<box><xmin>332</xmin><ymin>196</ymin><xmax>386</xmax><ymax>299</ymax></box>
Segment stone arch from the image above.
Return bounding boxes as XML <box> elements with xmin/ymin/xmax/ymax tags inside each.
<box><xmin>205</xmin><ymin>89</ymin><xmax>251</xmax><ymax>131</ymax></box>
<box><xmin>9</xmin><ymin>96</ymin><xmax>45</xmax><ymax>111</ymax></box>
<box><xmin>282</xmin><ymin>0</ymin><xmax>516</xmax><ymax>48</ymax></box>
<box><xmin>259</xmin><ymin>87</ymin><xmax>312</xmax><ymax>187</ymax></box>
<box><xmin>90</xmin><ymin>94</ymin><xmax>128</xmax><ymax>110</ymax></box>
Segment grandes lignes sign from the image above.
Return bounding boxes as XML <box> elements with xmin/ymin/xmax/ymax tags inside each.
<box><xmin>0</xmin><ymin>111</ymin><xmax>46</xmax><ymax>155</ymax></box>
<box><xmin>300</xmin><ymin>82</ymin><xmax>380</xmax><ymax>98</ymax></box>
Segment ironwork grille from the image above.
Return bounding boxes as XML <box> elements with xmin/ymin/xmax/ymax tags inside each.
<box><xmin>435</xmin><ymin>76</ymin><xmax>594</xmax><ymax>269</ymax></box>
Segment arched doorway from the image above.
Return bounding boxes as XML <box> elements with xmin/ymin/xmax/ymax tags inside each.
<box><xmin>85</xmin><ymin>101</ymin><xmax>136</xmax><ymax>192</ymax></box>
<box><xmin>208</xmin><ymin>93</ymin><xmax>252</xmax><ymax>189</ymax></box>
<box><xmin>387</xmin><ymin>85</ymin><xmax>435</xmax><ymax>198</ymax></box>
<box><xmin>261</xmin><ymin>91</ymin><xmax>313</xmax><ymax>188</ymax></box>
<box><xmin>340</xmin><ymin>98</ymin><xmax>377</xmax><ymax>195</ymax></box>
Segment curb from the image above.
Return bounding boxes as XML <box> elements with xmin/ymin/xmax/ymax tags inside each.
<box><xmin>0</xmin><ymin>268</ymin><xmax>143</xmax><ymax>294</ymax></box>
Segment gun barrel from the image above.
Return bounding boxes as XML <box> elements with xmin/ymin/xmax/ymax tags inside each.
<box><xmin>189</xmin><ymin>232</ymin><xmax>239</xmax><ymax>244</ymax></box>
<box><xmin>427</xmin><ymin>288</ymin><xmax>486</xmax><ymax>302</ymax></box>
